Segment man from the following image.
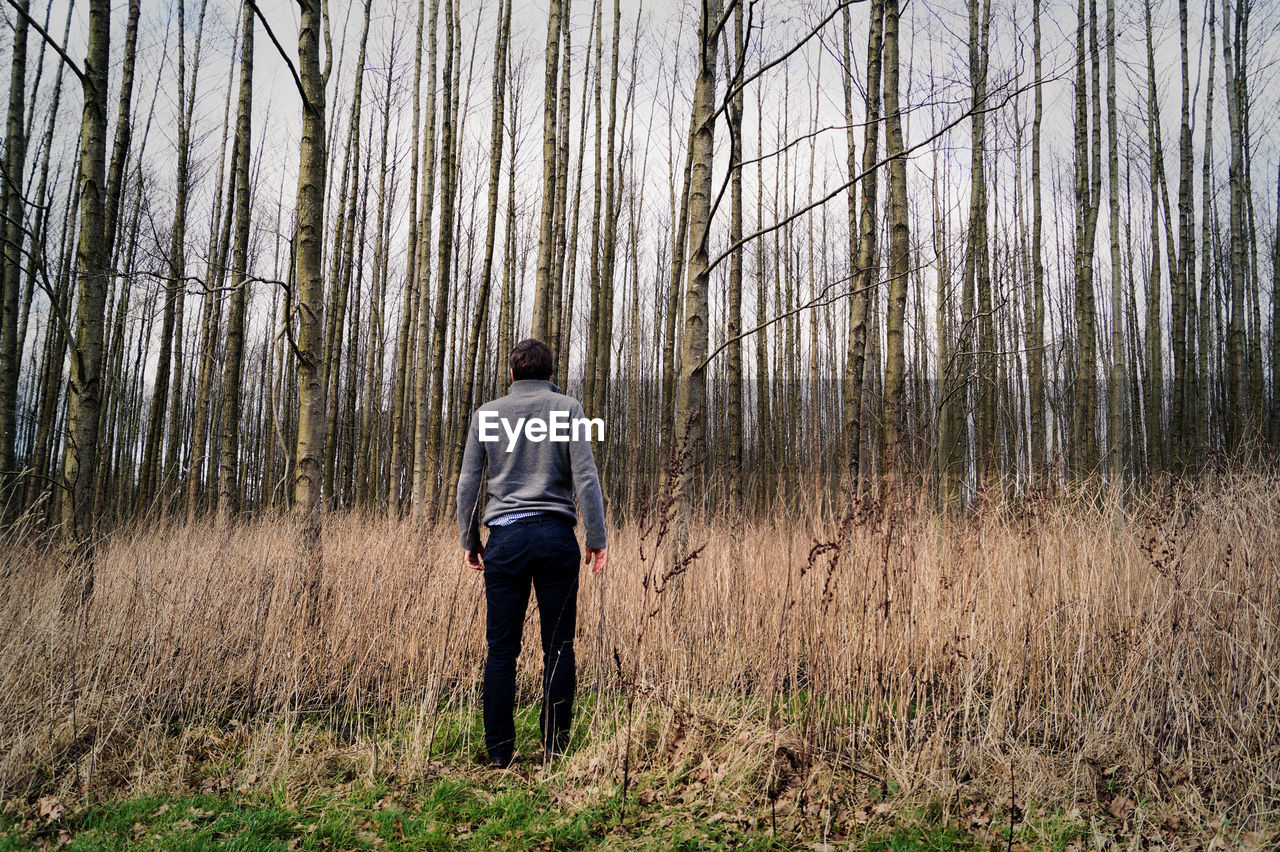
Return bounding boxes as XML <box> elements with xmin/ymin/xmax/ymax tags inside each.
<box><xmin>456</xmin><ymin>338</ymin><xmax>607</xmax><ymax>768</ymax></box>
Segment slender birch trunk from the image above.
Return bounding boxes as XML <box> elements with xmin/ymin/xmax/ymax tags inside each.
<box><xmin>291</xmin><ymin>0</ymin><xmax>330</xmax><ymax>622</ymax></box>
<box><xmin>673</xmin><ymin>0</ymin><xmax>719</xmax><ymax>557</ymax></box>
<box><xmin>217</xmin><ymin>1</ymin><xmax>254</xmax><ymax>523</ymax></box>
<box><xmin>530</xmin><ymin>0</ymin><xmax>563</xmax><ymax>341</ymax></box>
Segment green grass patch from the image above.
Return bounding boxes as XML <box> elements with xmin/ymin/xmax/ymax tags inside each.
<box><xmin>1</xmin><ymin>777</ymin><xmax>990</xmax><ymax>851</ymax></box>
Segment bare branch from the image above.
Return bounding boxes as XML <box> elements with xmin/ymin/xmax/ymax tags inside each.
<box><xmin>2</xmin><ymin>0</ymin><xmax>86</xmax><ymax>83</ymax></box>
<box><xmin>246</xmin><ymin>0</ymin><xmax>310</xmax><ymax>109</ymax></box>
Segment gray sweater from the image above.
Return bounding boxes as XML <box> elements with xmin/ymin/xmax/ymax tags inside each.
<box><xmin>456</xmin><ymin>379</ymin><xmax>607</xmax><ymax>550</ymax></box>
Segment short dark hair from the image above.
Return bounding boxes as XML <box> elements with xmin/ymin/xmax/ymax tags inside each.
<box><xmin>509</xmin><ymin>338</ymin><xmax>554</xmax><ymax>380</ymax></box>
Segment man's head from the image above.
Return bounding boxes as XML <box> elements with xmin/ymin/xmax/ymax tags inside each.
<box><xmin>509</xmin><ymin>338</ymin><xmax>554</xmax><ymax>381</ymax></box>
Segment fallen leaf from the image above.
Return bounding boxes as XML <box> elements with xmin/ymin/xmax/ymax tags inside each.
<box><xmin>1237</xmin><ymin>829</ymin><xmax>1280</xmax><ymax>852</ymax></box>
<box><xmin>37</xmin><ymin>796</ymin><xmax>63</xmax><ymax>823</ymax></box>
<box><xmin>1107</xmin><ymin>795</ymin><xmax>1135</xmax><ymax>821</ymax></box>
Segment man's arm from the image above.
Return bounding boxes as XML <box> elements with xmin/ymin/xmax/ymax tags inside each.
<box><xmin>456</xmin><ymin>411</ymin><xmax>485</xmax><ymax>554</ymax></box>
<box><xmin>569</xmin><ymin>400</ymin><xmax>607</xmax><ymax>571</ymax></box>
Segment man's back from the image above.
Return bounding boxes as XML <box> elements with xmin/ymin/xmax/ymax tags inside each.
<box><xmin>456</xmin><ymin>378</ymin><xmax>607</xmax><ymax>551</ymax></box>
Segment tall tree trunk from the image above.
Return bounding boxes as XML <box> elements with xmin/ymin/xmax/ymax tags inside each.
<box><xmin>185</xmin><ymin>12</ymin><xmax>241</xmax><ymax>520</ymax></box>
<box><xmin>451</xmin><ymin>0</ymin><xmax>510</xmax><ymax>491</ymax></box>
<box><xmin>673</xmin><ymin>0</ymin><xmax>719</xmax><ymax>557</ymax></box>
<box><xmin>1197</xmin><ymin>0</ymin><xmax>1216</xmax><ymax>459</ymax></box>
<box><xmin>1071</xmin><ymin>0</ymin><xmax>1102</xmax><ymax>475</ymax></box>
<box><xmin>291</xmin><ymin>0</ymin><xmax>330</xmax><ymax>622</ymax></box>
<box><xmin>880</xmin><ymin>0</ymin><xmax>909</xmax><ymax>483</ymax></box>
<box><xmin>358</xmin><ymin>90</ymin><xmax>395</xmax><ymax>510</ymax></box>
<box><xmin>141</xmin><ymin>0</ymin><xmax>190</xmax><ymax>509</ymax></box>
<box><xmin>584</xmin><ymin>0</ymin><xmax>604</xmax><ymax>410</ymax></box>
<box><xmin>0</xmin><ymin>0</ymin><xmax>30</xmax><ymax>517</ymax></box>
<box><xmin>390</xmin><ymin>0</ymin><xmax>428</xmax><ymax>514</ymax></box>
<box><xmin>495</xmin><ymin>61</ymin><xmax>520</xmax><ymax>377</ymax></box>
<box><xmin>1028</xmin><ymin>0</ymin><xmax>1046</xmax><ymax>477</ymax></box>
<box><xmin>59</xmin><ymin>0</ymin><xmax>110</xmax><ymax>578</ymax></box>
<box><xmin>548</xmin><ymin>7</ymin><xmax>573</xmax><ymax>361</ymax></box>
<box><xmin>1141</xmin><ymin>0</ymin><xmax>1164</xmax><ymax>474</ymax></box>
<box><xmin>725</xmin><ymin>1</ymin><xmax>744</xmax><ymax>511</ymax></box>
<box><xmin>161</xmin><ymin>0</ymin><xmax>210</xmax><ymax>510</ymax></box>
<box><xmin>530</xmin><ymin>0</ymin><xmax>563</xmax><ymax>340</ymax></box>
<box><xmin>964</xmin><ymin>0</ymin><xmax>994</xmax><ymax>486</ymax></box>
<box><xmin>411</xmin><ymin>0</ymin><xmax>441</xmax><ymax>519</ymax></box>
<box><xmin>589</xmin><ymin>0</ymin><xmax>622</xmax><ymax>421</ymax></box>
<box><xmin>556</xmin><ymin>0</ymin><xmax>596</xmax><ymax>385</ymax></box>
<box><xmin>846</xmin><ymin>0</ymin><xmax>883</xmax><ymax>492</ymax></box>
<box><xmin>753</xmin><ymin>83</ymin><xmax>769</xmax><ymax>506</ymax></box>
<box><xmin>660</xmin><ymin>113</ymin><xmax>694</xmax><ymax>452</ymax></box>
<box><xmin>1221</xmin><ymin>0</ymin><xmax>1248</xmax><ymax>449</ymax></box>
<box><xmin>1271</xmin><ymin>158</ymin><xmax>1280</xmax><ymax>445</ymax></box>
<box><xmin>423</xmin><ymin>0</ymin><xmax>459</xmax><ymax>515</ymax></box>
<box><xmin>1106</xmin><ymin>0</ymin><xmax>1124</xmax><ymax>482</ymax></box>
<box><xmin>186</xmin><ymin>134</ymin><xmax>237</xmax><ymax>519</ymax></box>
<box><xmin>1173</xmin><ymin>0</ymin><xmax>1194</xmax><ymax>460</ymax></box>
<box><xmin>218</xmin><ymin>1</ymin><xmax>254</xmax><ymax>524</ymax></box>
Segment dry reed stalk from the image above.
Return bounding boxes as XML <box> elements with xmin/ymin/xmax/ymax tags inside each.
<box><xmin>0</xmin><ymin>474</ymin><xmax>1277</xmax><ymax>832</ymax></box>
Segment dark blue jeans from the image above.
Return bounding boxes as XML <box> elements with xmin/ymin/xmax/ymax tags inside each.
<box><xmin>482</xmin><ymin>515</ymin><xmax>580</xmax><ymax>765</ymax></box>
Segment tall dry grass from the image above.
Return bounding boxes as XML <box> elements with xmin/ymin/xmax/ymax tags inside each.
<box><xmin>1</xmin><ymin>474</ymin><xmax>1278</xmax><ymax>830</ymax></box>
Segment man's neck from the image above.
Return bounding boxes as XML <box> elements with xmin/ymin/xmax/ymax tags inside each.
<box><xmin>509</xmin><ymin>378</ymin><xmax>558</xmax><ymax>394</ymax></box>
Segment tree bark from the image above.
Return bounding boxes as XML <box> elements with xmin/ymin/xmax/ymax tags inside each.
<box><xmin>218</xmin><ymin>0</ymin><xmax>254</xmax><ymax>523</ymax></box>
<box><xmin>0</xmin><ymin>0</ymin><xmax>30</xmax><ymax>517</ymax></box>
<box><xmin>1028</xmin><ymin>0</ymin><xmax>1046</xmax><ymax>477</ymax></box>
<box><xmin>411</xmin><ymin>0</ymin><xmax>441</xmax><ymax>519</ymax></box>
<box><xmin>880</xmin><ymin>0</ymin><xmax>910</xmax><ymax>483</ymax></box>
<box><xmin>725</xmin><ymin>0</ymin><xmax>745</xmax><ymax>511</ymax></box>
<box><xmin>1106</xmin><ymin>0</ymin><xmax>1123</xmax><ymax>481</ymax></box>
<box><xmin>59</xmin><ymin>0</ymin><xmax>110</xmax><ymax>579</ymax></box>
<box><xmin>673</xmin><ymin>0</ymin><xmax>719</xmax><ymax>557</ymax></box>
<box><xmin>530</xmin><ymin>0</ymin><xmax>563</xmax><ymax>341</ymax></box>
<box><xmin>1221</xmin><ymin>0</ymin><xmax>1248</xmax><ymax>449</ymax></box>
<box><xmin>291</xmin><ymin>0</ymin><xmax>329</xmax><ymax>622</ymax></box>
<box><xmin>422</xmin><ymin>0</ymin><xmax>459</xmax><ymax>515</ymax></box>
<box><xmin>845</xmin><ymin>0</ymin><xmax>883</xmax><ymax>491</ymax></box>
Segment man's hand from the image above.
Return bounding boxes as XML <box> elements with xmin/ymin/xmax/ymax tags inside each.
<box><xmin>465</xmin><ymin>546</ymin><xmax>485</xmax><ymax>571</ymax></box>
<box><xmin>585</xmin><ymin>547</ymin><xmax>607</xmax><ymax>575</ymax></box>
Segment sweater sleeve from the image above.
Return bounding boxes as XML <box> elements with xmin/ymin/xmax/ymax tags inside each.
<box><xmin>456</xmin><ymin>411</ymin><xmax>485</xmax><ymax>549</ymax></box>
<box><xmin>569</xmin><ymin>400</ymin><xmax>607</xmax><ymax>549</ymax></box>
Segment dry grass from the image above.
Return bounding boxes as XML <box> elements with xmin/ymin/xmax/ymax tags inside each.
<box><xmin>2</xmin><ymin>473</ymin><xmax>1278</xmax><ymax>842</ymax></box>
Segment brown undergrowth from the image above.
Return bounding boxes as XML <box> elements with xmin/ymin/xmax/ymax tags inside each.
<box><xmin>1</xmin><ymin>473</ymin><xmax>1278</xmax><ymax>845</ymax></box>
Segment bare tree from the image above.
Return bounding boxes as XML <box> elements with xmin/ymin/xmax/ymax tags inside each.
<box><xmin>673</xmin><ymin>0</ymin><xmax>720</xmax><ymax>556</ymax></box>
<box><xmin>218</xmin><ymin>0</ymin><xmax>255</xmax><ymax>524</ymax></box>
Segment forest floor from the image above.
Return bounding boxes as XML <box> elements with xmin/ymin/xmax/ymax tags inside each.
<box><xmin>0</xmin><ymin>701</ymin><xmax>1110</xmax><ymax>852</ymax></box>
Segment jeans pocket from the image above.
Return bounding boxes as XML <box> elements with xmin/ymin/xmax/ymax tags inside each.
<box><xmin>558</xmin><ymin>525</ymin><xmax>580</xmax><ymax>562</ymax></box>
<box><xmin>486</xmin><ymin>525</ymin><xmax>509</xmax><ymax>559</ymax></box>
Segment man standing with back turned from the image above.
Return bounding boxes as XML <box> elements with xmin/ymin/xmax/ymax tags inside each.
<box><xmin>456</xmin><ymin>338</ymin><xmax>608</xmax><ymax>768</ymax></box>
